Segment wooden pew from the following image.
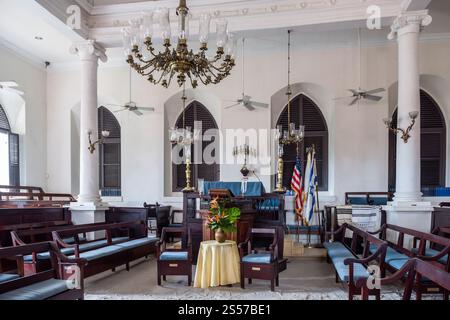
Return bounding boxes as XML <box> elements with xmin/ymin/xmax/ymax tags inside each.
<box><xmin>0</xmin><ymin>184</ymin><xmax>75</xmax><ymax>207</ymax></box>
<box><xmin>0</xmin><ymin>242</ymin><xmax>85</xmax><ymax>300</ymax></box>
<box><xmin>369</xmin><ymin>224</ymin><xmax>450</xmax><ymax>299</ymax></box>
<box><xmin>52</xmin><ymin>221</ymin><xmax>157</xmax><ymax>278</ymax></box>
<box><xmin>357</xmin><ymin>258</ymin><xmax>450</xmax><ymax>300</ymax></box>
<box><xmin>324</xmin><ymin>223</ymin><xmax>388</xmax><ymax>300</ymax></box>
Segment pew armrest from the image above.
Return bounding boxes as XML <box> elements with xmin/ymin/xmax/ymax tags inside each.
<box><xmin>416</xmin><ymin>244</ymin><xmax>450</xmax><ymax>263</ymax></box>
<box><xmin>52</xmin><ymin>231</ymin><xmax>80</xmax><ymax>257</ymax></box>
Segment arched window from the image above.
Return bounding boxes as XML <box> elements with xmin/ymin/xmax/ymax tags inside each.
<box><xmin>276</xmin><ymin>94</ymin><xmax>328</xmax><ymax>190</ymax></box>
<box><xmin>172</xmin><ymin>101</ymin><xmax>219</xmax><ymax>192</ymax></box>
<box><xmin>0</xmin><ymin>105</ymin><xmax>19</xmax><ymax>186</ymax></box>
<box><xmin>98</xmin><ymin>107</ymin><xmax>121</xmax><ymax>196</ymax></box>
<box><xmin>389</xmin><ymin>90</ymin><xmax>446</xmax><ymax>190</ymax></box>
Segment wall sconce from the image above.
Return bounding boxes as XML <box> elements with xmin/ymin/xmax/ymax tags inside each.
<box><xmin>88</xmin><ymin>130</ymin><xmax>110</xmax><ymax>154</ymax></box>
<box><xmin>383</xmin><ymin>111</ymin><xmax>419</xmax><ymax>144</ymax></box>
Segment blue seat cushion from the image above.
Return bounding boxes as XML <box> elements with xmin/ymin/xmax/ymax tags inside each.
<box><xmin>323</xmin><ymin>242</ymin><xmax>353</xmax><ymax>259</ymax></box>
<box><xmin>370</xmin><ymin>197</ymin><xmax>388</xmax><ymax>206</ymax></box>
<box><xmin>69</xmin><ymin>245</ymin><xmax>123</xmax><ymax>261</ymax></box>
<box><xmin>411</xmin><ymin>248</ymin><xmax>448</xmax><ymax>265</ymax></box>
<box><xmin>348</xmin><ymin>197</ymin><xmax>368</xmax><ymax>205</ymax></box>
<box><xmin>159</xmin><ymin>251</ymin><xmax>188</xmax><ymax>261</ymax></box>
<box><xmin>324</xmin><ymin>242</ymin><xmax>368</xmax><ymax>282</ymax></box>
<box><xmin>63</xmin><ymin>235</ymin><xmax>87</xmax><ymax>244</ymax></box>
<box><xmin>242</xmin><ymin>253</ymin><xmax>272</xmax><ymax>264</ymax></box>
<box><xmin>369</xmin><ymin>244</ymin><xmax>409</xmax><ymax>270</ymax></box>
<box><xmin>0</xmin><ymin>279</ymin><xmax>69</xmax><ymax>300</ymax></box>
<box><xmin>23</xmin><ymin>237</ymin><xmax>130</xmax><ymax>262</ymax></box>
<box><xmin>115</xmin><ymin>238</ymin><xmax>158</xmax><ymax>250</ymax></box>
<box><xmin>0</xmin><ymin>273</ymin><xmax>20</xmax><ymax>284</ymax></box>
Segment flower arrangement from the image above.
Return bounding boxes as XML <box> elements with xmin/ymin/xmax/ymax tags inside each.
<box><xmin>207</xmin><ymin>197</ymin><xmax>241</xmax><ymax>233</ymax></box>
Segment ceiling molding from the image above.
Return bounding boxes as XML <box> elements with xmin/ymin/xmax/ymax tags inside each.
<box><xmin>87</xmin><ymin>0</ymin><xmax>408</xmax><ymax>48</ymax></box>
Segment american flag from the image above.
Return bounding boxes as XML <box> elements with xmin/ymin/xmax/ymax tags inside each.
<box><xmin>291</xmin><ymin>157</ymin><xmax>304</xmax><ymax>219</ymax></box>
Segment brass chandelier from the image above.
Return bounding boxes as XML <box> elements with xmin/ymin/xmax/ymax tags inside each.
<box><xmin>274</xmin><ymin>30</ymin><xmax>305</xmax><ymax>193</ymax></box>
<box><xmin>123</xmin><ymin>0</ymin><xmax>236</xmax><ymax>88</ymax></box>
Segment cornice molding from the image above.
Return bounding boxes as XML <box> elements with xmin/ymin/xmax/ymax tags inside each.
<box><xmin>88</xmin><ymin>0</ymin><xmax>404</xmax><ymax>48</ymax></box>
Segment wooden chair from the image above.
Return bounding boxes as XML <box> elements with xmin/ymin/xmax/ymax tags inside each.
<box><xmin>238</xmin><ymin>228</ymin><xmax>287</xmax><ymax>291</ymax></box>
<box><xmin>156</xmin><ymin>227</ymin><xmax>192</xmax><ymax>286</ymax></box>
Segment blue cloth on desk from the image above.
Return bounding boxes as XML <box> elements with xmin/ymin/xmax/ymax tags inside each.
<box><xmin>203</xmin><ymin>182</ymin><xmax>264</xmax><ymax>197</ymax></box>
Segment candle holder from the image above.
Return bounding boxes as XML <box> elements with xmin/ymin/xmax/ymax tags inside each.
<box><xmin>88</xmin><ymin>130</ymin><xmax>110</xmax><ymax>154</ymax></box>
<box><xmin>383</xmin><ymin>111</ymin><xmax>419</xmax><ymax>143</ymax></box>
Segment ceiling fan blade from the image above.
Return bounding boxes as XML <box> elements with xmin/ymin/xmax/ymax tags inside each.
<box><xmin>113</xmin><ymin>108</ymin><xmax>127</xmax><ymax>113</ymax></box>
<box><xmin>365</xmin><ymin>88</ymin><xmax>385</xmax><ymax>95</ymax></box>
<box><xmin>132</xmin><ymin>109</ymin><xmax>143</xmax><ymax>116</ymax></box>
<box><xmin>249</xmin><ymin>101</ymin><xmax>269</xmax><ymax>108</ymax></box>
<box><xmin>137</xmin><ymin>107</ymin><xmax>155</xmax><ymax>112</ymax></box>
<box><xmin>364</xmin><ymin>94</ymin><xmax>383</xmax><ymax>102</ymax></box>
<box><xmin>225</xmin><ymin>103</ymin><xmax>241</xmax><ymax>109</ymax></box>
<box><xmin>2</xmin><ymin>87</ymin><xmax>24</xmax><ymax>96</ymax></box>
<box><xmin>349</xmin><ymin>97</ymin><xmax>359</xmax><ymax>106</ymax></box>
<box><xmin>333</xmin><ymin>96</ymin><xmax>351</xmax><ymax>101</ymax></box>
<box><xmin>348</xmin><ymin>89</ymin><xmax>358</xmax><ymax>95</ymax></box>
<box><xmin>0</xmin><ymin>81</ymin><xmax>18</xmax><ymax>87</ymax></box>
<box><xmin>106</xmin><ymin>103</ymin><xmax>124</xmax><ymax>107</ymax></box>
<box><xmin>245</xmin><ymin>104</ymin><xmax>256</xmax><ymax>111</ymax></box>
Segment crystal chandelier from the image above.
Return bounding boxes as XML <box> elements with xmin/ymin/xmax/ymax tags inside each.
<box><xmin>169</xmin><ymin>87</ymin><xmax>196</xmax><ymax>192</ymax></box>
<box><xmin>274</xmin><ymin>30</ymin><xmax>305</xmax><ymax>193</ymax></box>
<box><xmin>122</xmin><ymin>0</ymin><xmax>237</xmax><ymax>89</ymax></box>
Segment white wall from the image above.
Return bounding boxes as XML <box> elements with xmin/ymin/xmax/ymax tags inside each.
<box><xmin>0</xmin><ymin>44</ymin><xmax>47</xmax><ymax>188</ymax></box>
<box><xmin>45</xmin><ymin>30</ymin><xmax>450</xmax><ymax>206</ymax></box>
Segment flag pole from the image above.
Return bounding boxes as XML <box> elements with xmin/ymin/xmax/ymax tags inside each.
<box><xmin>313</xmin><ymin>144</ymin><xmax>321</xmax><ymax>248</ymax></box>
<box><xmin>296</xmin><ymin>142</ymin><xmax>300</xmax><ymax>244</ymax></box>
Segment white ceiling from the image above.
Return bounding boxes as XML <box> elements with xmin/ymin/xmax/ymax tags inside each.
<box><xmin>0</xmin><ymin>0</ymin><xmax>83</xmax><ymax>64</ymax></box>
<box><xmin>0</xmin><ymin>0</ymin><xmax>448</xmax><ymax>66</ymax></box>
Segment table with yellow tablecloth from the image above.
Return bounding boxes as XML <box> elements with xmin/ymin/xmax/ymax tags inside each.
<box><xmin>194</xmin><ymin>240</ymin><xmax>241</xmax><ymax>289</ymax></box>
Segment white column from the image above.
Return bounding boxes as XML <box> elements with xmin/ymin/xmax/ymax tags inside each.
<box><xmin>388</xmin><ymin>10</ymin><xmax>432</xmax><ymax>203</ymax></box>
<box><xmin>384</xmin><ymin>11</ymin><xmax>434</xmax><ymax>237</ymax></box>
<box><xmin>69</xmin><ymin>40</ymin><xmax>108</xmax><ymax>238</ymax></box>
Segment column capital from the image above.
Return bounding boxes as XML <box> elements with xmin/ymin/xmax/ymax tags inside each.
<box><xmin>70</xmin><ymin>40</ymin><xmax>107</xmax><ymax>63</ymax></box>
<box><xmin>388</xmin><ymin>10</ymin><xmax>432</xmax><ymax>40</ymax></box>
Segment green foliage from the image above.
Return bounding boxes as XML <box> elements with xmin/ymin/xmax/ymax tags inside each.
<box><xmin>207</xmin><ymin>198</ymin><xmax>241</xmax><ymax>233</ymax></box>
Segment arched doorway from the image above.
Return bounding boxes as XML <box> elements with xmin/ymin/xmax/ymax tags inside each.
<box><xmin>0</xmin><ymin>104</ymin><xmax>19</xmax><ymax>185</ymax></box>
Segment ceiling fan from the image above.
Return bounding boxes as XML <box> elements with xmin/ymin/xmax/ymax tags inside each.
<box><xmin>334</xmin><ymin>28</ymin><xmax>385</xmax><ymax>106</ymax></box>
<box><xmin>0</xmin><ymin>81</ymin><xmax>24</xmax><ymax>96</ymax></box>
<box><xmin>224</xmin><ymin>38</ymin><xmax>269</xmax><ymax>111</ymax></box>
<box><xmin>106</xmin><ymin>67</ymin><xmax>155</xmax><ymax>116</ymax></box>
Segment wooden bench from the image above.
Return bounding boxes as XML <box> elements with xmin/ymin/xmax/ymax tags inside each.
<box><xmin>324</xmin><ymin>223</ymin><xmax>388</xmax><ymax>300</ymax></box>
<box><xmin>0</xmin><ymin>242</ymin><xmax>85</xmax><ymax>300</ymax></box>
<box><xmin>52</xmin><ymin>221</ymin><xmax>158</xmax><ymax>278</ymax></box>
<box><xmin>369</xmin><ymin>224</ymin><xmax>450</xmax><ymax>300</ymax></box>
<box><xmin>357</xmin><ymin>258</ymin><xmax>450</xmax><ymax>300</ymax></box>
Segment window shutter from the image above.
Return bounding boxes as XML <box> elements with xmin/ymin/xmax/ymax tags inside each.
<box><xmin>173</xmin><ymin>101</ymin><xmax>219</xmax><ymax>192</ymax></box>
<box><xmin>98</xmin><ymin>107</ymin><xmax>121</xmax><ymax>196</ymax></box>
<box><xmin>0</xmin><ymin>105</ymin><xmax>10</xmax><ymax>131</ymax></box>
<box><xmin>275</xmin><ymin>94</ymin><xmax>328</xmax><ymax>191</ymax></box>
<box><xmin>9</xmin><ymin>133</ymin><xmax>20</xmax><ymax>186</ymax></box>
<box><xmin>388</xmin><ymin>90</ymin><xmax>446</xmax><ymax>190</ymax></box>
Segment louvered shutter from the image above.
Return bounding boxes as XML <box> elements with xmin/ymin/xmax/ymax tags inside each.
<box><xmin>276</xmin><ymin>95</ymin><xmax>328</xmax><ymax>191</ymax></box>
<box><xmin>9</xmin><ymin>133</ymin><xmax>20</xmax><ymax>186</ymax></box>
<box><xmin>388</xmin><ymin>90</ymin><xmax>446</xmax><ymax>190</ymax></box>
<box><xmin>0</xmin><ymin>105</ymin><xmax>10</xmax><ymax>131</ymax></box>
<box><xmin>172</xmin><ymin>101</ymin><xmax>219</xmax><ymax>192</ymax></box>
<box><xmin>98</xmin><ymin>107</ymin><xmax>121</xmax><ymax>196</ymax></box>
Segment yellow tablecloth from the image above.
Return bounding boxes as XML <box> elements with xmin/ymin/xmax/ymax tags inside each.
<box><xmin>194</xmin><ymin>240</ymin><xmax>240</xmax><ymax>289</ymax></box>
